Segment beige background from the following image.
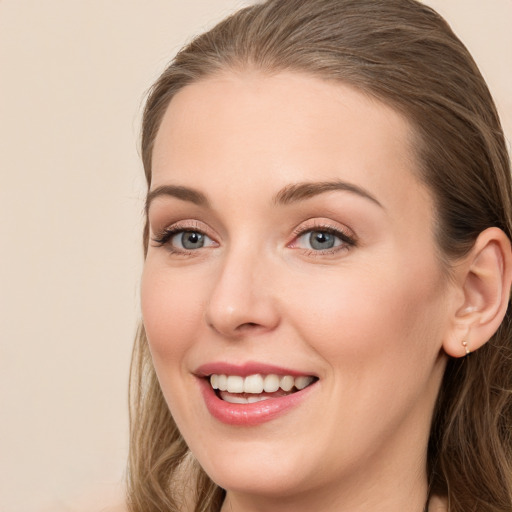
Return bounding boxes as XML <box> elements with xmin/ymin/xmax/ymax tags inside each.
<box><xmin>0</xmin><ymin>1</ymin><xmax>510</xmax><ymax>511</ymax></box>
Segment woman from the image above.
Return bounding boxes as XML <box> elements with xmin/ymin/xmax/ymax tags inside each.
<box><xmin>128</xmin><ymin>1</ymin><xmax>512</xmax><ymax>511</ymax></box>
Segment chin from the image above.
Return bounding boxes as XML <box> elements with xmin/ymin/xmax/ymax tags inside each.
<box><xmin>185</xmin><ymin>434</ymin><xmax>316</xmax><ymax>497</ymax></box>
<box><xmin>204</xmin><ymin>459</ymin><xmax>308</xmax><ymax>498</ymax></box>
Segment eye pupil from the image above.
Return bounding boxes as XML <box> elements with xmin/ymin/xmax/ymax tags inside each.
<box><xmin>182</xmin><ymin>231</ymin><xmax>205</xmax><ymax>249</ymax></box>
<box><xmin>309</xmin><ymin>231</ymin><xmax>335</xmax><ymax>250</ymax></box>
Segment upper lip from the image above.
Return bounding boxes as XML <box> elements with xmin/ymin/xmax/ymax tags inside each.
<box><xmin>194</xmin><ymin>361</ymin><xmax>317</xmax><ymax>378</ymax></box>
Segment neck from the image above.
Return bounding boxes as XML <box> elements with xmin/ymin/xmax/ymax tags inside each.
<box><xmin>220</xmin><ymin>462</ymin><xmax>429</xmax><ymax>512</ymax></box>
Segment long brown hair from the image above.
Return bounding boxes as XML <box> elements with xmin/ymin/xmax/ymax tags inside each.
<box><xmin>128</xmin><ymin>1</ymin><xmax>512</xmax><ymax>511</ymax></box>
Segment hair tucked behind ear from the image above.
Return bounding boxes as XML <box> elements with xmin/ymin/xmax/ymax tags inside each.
<box><xmin>129</xmin><ymin>1</ymin><xmax>512</xmax><ymax>510</ymax></box>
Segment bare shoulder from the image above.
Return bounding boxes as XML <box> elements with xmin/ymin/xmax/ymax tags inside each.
<box><xmin>429</xmin><ymin>495</ymin><xmax>448</xmax><ymax>512</ymax></box>
<box><xmin>100</xmin><ymin>505</ymin><xmax>128</xmax><ymax>512</ymax></box>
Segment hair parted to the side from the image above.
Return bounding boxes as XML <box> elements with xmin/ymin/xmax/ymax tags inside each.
<box><xmin>128</xmin><ymin>1</ymin><xmax>512</xmax><ymax>511</ymax></box>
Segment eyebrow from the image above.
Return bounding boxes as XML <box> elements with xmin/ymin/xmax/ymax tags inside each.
<box><xmin>145</xmin><ymin>179</ymin><xmax>383</xmax><ymax>212</ymax></box>
<box><xmin>273</xmin><ymin>180</ymin><xmax>384</xmax><ymax>208</ymax></box>
<box><xmin>145</xmin><ymin>185</ymin><xmax>209</xmax><ymax>213</ymax></box>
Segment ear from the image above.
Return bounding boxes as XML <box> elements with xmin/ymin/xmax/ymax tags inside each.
<box><xmin>443</xmin><ymin>227</ymin><xmax>512</xmax><ymax>357</ymax></box>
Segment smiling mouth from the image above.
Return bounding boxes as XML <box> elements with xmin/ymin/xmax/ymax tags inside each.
<box><xmin>209</xmin><ymin>373</ymin><xmax>318</xmax><ymax>404</ymax></box>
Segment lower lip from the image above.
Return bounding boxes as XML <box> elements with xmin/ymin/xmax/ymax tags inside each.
<box><xmin>198</xmin><ymin>378</ymin><xmax>316</xmax><ymax>426</ymax></box>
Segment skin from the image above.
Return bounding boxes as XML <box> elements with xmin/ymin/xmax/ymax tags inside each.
<box><xmin>141</xmin><ymin>72</ymin><xmax>459</xmax><ymax>512</ymax></box>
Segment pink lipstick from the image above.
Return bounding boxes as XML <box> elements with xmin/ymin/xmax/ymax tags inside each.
<box><xmin>195</xmin><ymin>362</ymin><xmax>318</xmax><ymax>426</ymax></box>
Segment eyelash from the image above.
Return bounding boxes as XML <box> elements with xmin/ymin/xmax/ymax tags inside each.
<box><xmin>290</xmin><ymin>224</ymin><xmax>357</xmax><ymax>255</ymax></box>
<box><xmin>151</xmin><ymin>222</ymin><xmax>357</xmax><ymax>256</ymax></box>
<box><xmin>151</xmin><ymin>221</ymin><xmax>215</xmax><ymax>255</ymax></box>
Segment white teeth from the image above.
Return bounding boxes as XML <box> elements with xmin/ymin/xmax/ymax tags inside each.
<box><xmin>244</xmin><ymin>374</ymin><xmax>264</xmax><ymax>393</ymax></box>
<box><xmin>221</xmin><ymin>393</ymin><xmax>272</xmax><ymax>404</ymax></box>
<box><xmin>263</xmin><ymin>374</ymin><xmax>280</xmax><ymax>393</ymax></box>
<box><xmin>217</xmin><ymin>374</ymin><xmax>227</xmax><ymax>391</ymax></box>
<box><xmin>209</xmin><ymin>373</ymin><xmax>315</xmax><ymax>394</ymax></box>
<box><xmin>295</xmin><ymin>376</ymin><xmax>314</xmax><ymax>390</ymax></box>
<box><xmin>247</xmin><ymin>395</ymin><xmax>270</xmax><ymax>403</ymax></box>
<box><xmin>226</xmin><ymin>375</ymin><xmax>244</xmax><ymax>393</ymax></box>
<box><xmin>221</xmin><ymin>393</ymin><xmax>248</xmax><ymax>404</ymax></box>
<box><xmin>279</xmin><ymin>375</ymin><xmax>294</xmax><ymax>392</ymax></box>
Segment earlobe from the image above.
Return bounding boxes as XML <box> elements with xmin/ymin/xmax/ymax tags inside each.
<box><xmin>443</xmin><ymin>227</ymin><xmax>512</xmax><ymax>358</ymax></box>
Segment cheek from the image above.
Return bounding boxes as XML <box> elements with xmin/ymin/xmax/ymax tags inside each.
<box><xmin>141</xmin><ymin>263</ymin><xmax>204</xmax><ymax>362</ymax></box>
<box><xmin>280</xmin><ymin>261</ymin><xmax>448</xmax><ymax>447</ymax></box>
<box><xmin>283</xmin><ymin>259</ymin><xmax>447</xmax><ymax>368</ymax></box>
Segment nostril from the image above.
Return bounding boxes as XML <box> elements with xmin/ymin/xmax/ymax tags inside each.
<box><xmin>237</xmin><ymin>322</ymin><xmax>260</xmax><ymax>330</ymax></box>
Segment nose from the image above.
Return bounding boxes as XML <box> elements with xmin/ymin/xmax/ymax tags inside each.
<box><xmin>205</xmin><ymin>249</ymin><xmax>280</xmax><ymax>339</ymax></box>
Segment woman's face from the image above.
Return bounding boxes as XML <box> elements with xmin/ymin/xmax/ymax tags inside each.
<box><xmin>142</xmin><ymin>72</ymin><xmax>453</xmax><ymax>505</ymax></box>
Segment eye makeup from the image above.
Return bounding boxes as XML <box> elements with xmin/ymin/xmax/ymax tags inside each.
<box><xmin>150</xmin><ymin>216</ymin><xmax>358</xmax><ymax>260</ymax></box>
<box><xmin>289</xmin><ymin>219</ymin><xmax>358</xmax><ymax>257</ymax></box>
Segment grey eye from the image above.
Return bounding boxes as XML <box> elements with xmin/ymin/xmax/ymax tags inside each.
<box><xmin>173</xmin><ymin>231</ymin><xmax>208</xmax><ymax>250</ymax></box>
<box><xmin>183</xmin><ymin>231</ymin><xmax>204</xmax><ymax>249</ymax></box>
<box><xmin>296</xmin><ymin>230</ymin><xmax>344</xmax><ymax>251</ymax></box>
<box><xmin>309</xmin><ymin>231</ymin><xmax>336</xmax><ymax>250</ymax></box>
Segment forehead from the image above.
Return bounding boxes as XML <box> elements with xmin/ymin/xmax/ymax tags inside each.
<box><xmin>151</xmin><ymin>71</ymin><xmax>430</xmax><ymax>218</ymax></box>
